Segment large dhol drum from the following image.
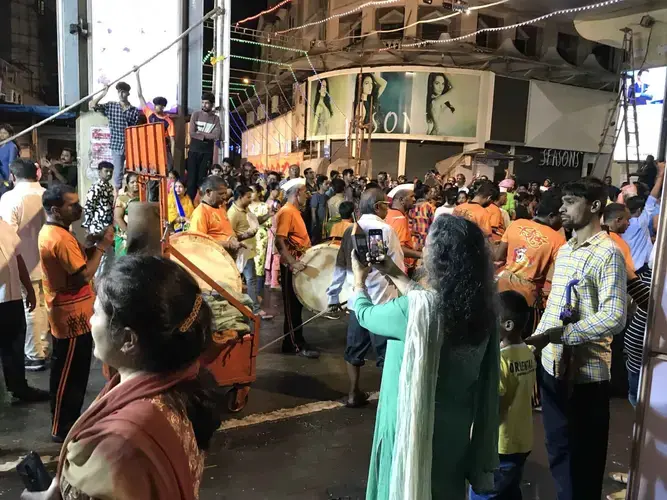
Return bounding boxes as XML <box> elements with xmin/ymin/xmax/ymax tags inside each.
<box><xmin>293</xmin><ymin>241</ymin><xmax>352</xmax><ymax>313</ymax></box>
<box><xmin>169</xmin><ymin>232</ymin><xmax>243</xmax><ymax>294</ymax></box>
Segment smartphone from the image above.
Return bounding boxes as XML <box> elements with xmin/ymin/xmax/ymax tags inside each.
<box><xmin>367</xmin><ymin>229</ymin><xmax>386</xmax><ymax>263</ymax></box>
<box><xmin>16</xmin><ymin>451</ymin><xmax>52</xmax><ymax>492</ymax></box>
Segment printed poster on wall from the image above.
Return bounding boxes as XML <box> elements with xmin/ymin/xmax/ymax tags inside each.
<box><xmin>88</xmin><ymin>126</ymin><xmax>113</xmax><ymax>180</ymax></box>
<box><xmin>307</xmin><ymin>67</ymin><xmax>482</xmax><ymax>142</ymax></box>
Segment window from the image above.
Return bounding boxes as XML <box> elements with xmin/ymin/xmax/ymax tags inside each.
<box><xmin>418</xmin><ymin>6</ymin><xmax>455</xmax><ymax>41</ymax></box>
<box><xmin>514</xmin><ymin>25</ymin><xmax>541</xmax><ymax>57</ymax></box>
<box><xmin>557</xmin><ymin>32</ymin><xmax>579</xmax><ymax>65</ymax></box>
<box><xmin>339</xmin><ymin>12</ymin><xmax>362</xmax><ymax>42</ymax></box>
<box><xmin>376</xmin><ymin>8</ymin><xmax>405</xmax><ymax>41</ymax></box>
<box><xmin>476</xmin><ymin>14</ymin><xmax>502</xmax><ymax>49</ymax></box>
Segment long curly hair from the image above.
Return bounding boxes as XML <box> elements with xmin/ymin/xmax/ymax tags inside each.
<box><xmin>424</xmin><ymin>215</ymin><xmax>497</xmax><ymax>347</ymax></box>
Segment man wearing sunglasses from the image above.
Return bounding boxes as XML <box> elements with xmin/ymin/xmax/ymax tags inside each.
<box><xmin>326</xmin><ymin>187</ymin><xmax>405</xmax><ymax>408</ymax></box>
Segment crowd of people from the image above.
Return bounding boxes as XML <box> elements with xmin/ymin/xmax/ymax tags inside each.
<box><xmin>1</xmin><ymin>112</ymin><xmax>664</xmax><ymax>500</ymax></box>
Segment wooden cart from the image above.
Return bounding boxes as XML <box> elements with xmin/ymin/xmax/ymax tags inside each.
<box><xmin>125</xmin><ymin>123</ymin><xmax>258</xmax><ymax>412</ymax></box>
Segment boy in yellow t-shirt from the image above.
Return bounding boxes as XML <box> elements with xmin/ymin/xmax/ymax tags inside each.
<box><xmin>470</xmin><ymin>290</ymin><xmax>536</xmax><ymax>500</ymax></box>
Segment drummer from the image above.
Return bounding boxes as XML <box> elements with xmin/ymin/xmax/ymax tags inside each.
<box><xmin>275</xmin><ymin>178</ymin><xmax>320</xmax><ymax>359</ymax></box>
<box><xmin>189</xmin><ymin>175</ymin><xmax>243</xmax><ymax>254</ymax></box>
<box><xmin>326</xmin><ymin>187</ymin><xmax>404</xmax><ymax>407</ymax></box>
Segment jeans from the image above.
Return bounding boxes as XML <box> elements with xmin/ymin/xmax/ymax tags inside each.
<box><xmin>628</xmin><ymin>369</ymin><xmax>640</xmax><ymax>408</ymax></box>
<box><xmin>111</xmin><ymin>151</ymin><xmax>125</xmax><ymax>189</ymax></box>
<box><xmin>242</xmin><ymin>259</ymin><xmax>260</xmax><ymax>313</ymax></box>
<box><xmin>540</xmin><ymin>370</ymin><xmax>610</xmax><ymax>500</ymax></box>
<box><xmin>186</xmin><ymin>151</ymin><xmax>212</xmax><ymax>200</ymax></box>
<box><xmin>469</xmin><ymin>452</ymin><xmax>530</xmax><ymax>500</ymax></box>
<box><xmin>23</xmin><ymin>280</ymin><xmax>49</xmax><ymax>360</ymax></box>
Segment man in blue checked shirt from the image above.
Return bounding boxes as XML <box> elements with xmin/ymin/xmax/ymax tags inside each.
<box><xmin>527</xmin><ymin>177</ymin><xmax>626</xmax><ymax>500</ymax></box>
<box><xmin>89</xmin><ymin>82</ymin><xmax>140</xmax><ymax>190</ymax></box>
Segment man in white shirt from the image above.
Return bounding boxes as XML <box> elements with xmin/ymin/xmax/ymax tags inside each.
<box><xmin>0</xmin><ymin>218</ymin><xmax>49</xmax><ymax>402</ymax></box>
<box><xmin>327</xmin><ymin>187</ymin><xmax>405</xmax><ymax>407</ymax></box>
<box><xmin>0</xmin><ymin>158</ymin><xmax>48</xmax><ymax>371</ymax></box>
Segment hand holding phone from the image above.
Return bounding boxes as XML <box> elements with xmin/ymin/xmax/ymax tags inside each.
<box><xmin>17</xmin><ymin>452</ymin><xmax>52</xmax><ymax>493</ymax></box>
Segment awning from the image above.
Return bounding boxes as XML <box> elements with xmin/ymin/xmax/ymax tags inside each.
<box><xmin>0</xmin><ymin>104</ymin><xmax>76</xmax><ymax>120</ymax></box>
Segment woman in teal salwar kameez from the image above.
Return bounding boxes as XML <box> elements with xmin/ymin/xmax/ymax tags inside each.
<box><xmin>349</xmin><ymin>215</ymin><xmax>500</xmax><ymax>500</ymax></box>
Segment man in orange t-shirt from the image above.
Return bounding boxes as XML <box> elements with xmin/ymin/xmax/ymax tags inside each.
<box><xmin>486</xmin><ymin>189</ymin><xmax>507</xmax><ymax>242</ymax></box>
<box><xmin>603</xmin><ymin>203</ymin><xmax>637</xmax><ymax>279</ymax></box>
<box><xmin>39</xmin><ymin>184</ymin><xmax>113</xmax><ymax>441</ymax></box>
<box><xmin>494</xmin><ymin>190</ymin><xmax>566</xmax><ymax>312</ymax></box>
<box><xmin>329</xmin><ymin>201</ymin><xmax>354</xmax><ymax>240</ymax></box>
<box><xmin>275</xmin><ymin>178</ymin><xmax>319</xmax><ymax>359</ymax></box>
<box><xmin>386</xmin><ymin>185</ymin><xmax>422</xmax><ymax>272</ymax></box>
<box><xmin>189</xmin><ymin>176</ymin><xmax>242</xmax><ymax>254</ymax></box>
<box><xmin>453</xmin><ymin>180</ymin><xmax>495</xmax><ymax>237</ymax></box>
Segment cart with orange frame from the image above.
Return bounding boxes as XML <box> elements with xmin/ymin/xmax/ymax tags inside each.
<box><xmin>124</xmin><ymin>123</ymin><xmax>258</xmax><ymax>412</ymax></box>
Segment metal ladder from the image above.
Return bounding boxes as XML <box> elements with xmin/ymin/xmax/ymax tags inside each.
<box><xmin>592</xmin><ymin>28</ymin><xmax>640</xmax><ymax>181</ymax></box>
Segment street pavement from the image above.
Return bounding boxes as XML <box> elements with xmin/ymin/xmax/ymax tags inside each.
<box><xmin>0</xmin><ymin>289</ymin><xmax>634</xmax><ymax>499</ymax></box>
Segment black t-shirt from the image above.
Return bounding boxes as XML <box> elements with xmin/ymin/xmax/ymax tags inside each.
<box><xmin>638</xmin><ymin>163</ymin><xmax>658</xmax><ymax>190</ymax></box>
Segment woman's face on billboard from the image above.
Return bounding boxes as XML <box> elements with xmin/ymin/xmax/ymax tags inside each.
<box><xmin>362</xmin><ymin>76</ymin><xmax>373</xmax><ymax>96</ymax></box>
<box><xmin>432</xmin><ymin>75</ymin><xmax>445</xmax><ymax>96</ymax></box>
<box><xmin>319</xmin><ymin>79</ymin><xmax>327</xmax><ymax>96</ymax></box>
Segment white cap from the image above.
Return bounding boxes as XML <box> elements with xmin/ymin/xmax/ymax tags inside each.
<box><xmin>388</xmin><ymin>183</ymin><xmax>414</xmax><ymax>199</ymax></box>
<box><xmin>281</xmin><ymin>178</ymin><xmax>306</xmax><ymax>192</ymax></box>
<box><xmin>499</xmin><ymin>186</ymin><xmax>508</xmax><ymax>193</ymax></box>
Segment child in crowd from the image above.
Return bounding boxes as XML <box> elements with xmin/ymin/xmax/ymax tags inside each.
<box><xmin>167</xmin><ymin>169</ymin><xmax>179</xmax><ymax>193</ymax></box>
<box><xmin>265</xmin><ymin>182</ymin><xmax>282</xmax><ymax>289</ymax></box>
<box><xmin>329</xmin><ymin>201</ymin><xmax>355</xmax><ymax>239</ymax></box>
<box><xmin>167</xmin><ymin>179</ymin><xmax>194</xmax><ymax>232</ymax></box>
<box><xmin>470</xmin><ymin>290</ymin><xmax>536</xmax><ymax>500</ymax></box>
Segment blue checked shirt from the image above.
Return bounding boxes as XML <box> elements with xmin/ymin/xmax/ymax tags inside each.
<box><xmin>533</xmin><ymin>230</ymin><xmax>627</xmax><ymax>383</ymax></box>
<box><xmin>95</xmin><ymin>102</ymin><xmax>140</xmax><ymax>153</ymax></box>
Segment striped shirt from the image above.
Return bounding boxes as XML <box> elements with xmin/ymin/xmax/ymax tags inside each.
<box><xmin>625</xmin><ymin>268</ymin><xmax>652</xmax><ymax>374</ymax></box>
<box><xmin>534</xmin><ymin>230</ymin><xmax>627</xmax><ymax>383</ymax></box>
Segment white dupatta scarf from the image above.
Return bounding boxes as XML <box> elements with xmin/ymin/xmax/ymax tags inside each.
<box><xmin>389</xmin><ymin>289</ymin><xmax>444</xmax><ymax>500</ymax></box>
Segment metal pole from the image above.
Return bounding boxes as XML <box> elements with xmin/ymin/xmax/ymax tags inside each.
<box><xmin>213</xmin><ymin>0</ymin><xmax>231</xmax><ymax>159</ymax></box>
<box><xmin>265</xmin><ymin>89</ymin><xmax>270</xmax><ymax>168</ymax></box>
<box><xmin>0</xmin><ymin>7</ymin><xmax>222</xmax><ymax>148</ymax></box>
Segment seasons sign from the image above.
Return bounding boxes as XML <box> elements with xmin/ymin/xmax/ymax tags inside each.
<box><xmin>538</xmin><ymin>149</ymin><xmax>583</xmax><ymax>169</ymax></box>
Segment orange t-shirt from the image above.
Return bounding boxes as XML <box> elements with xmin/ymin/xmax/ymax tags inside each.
<box><xmin>453</xmin><ymin>202</ymin><xmax>493</xmax><ymax>237</ymax></box>
<box><xmin>385</xmin><ymin>208</ymin><xmax>415</xmax><ymax>270</ymax></box>
<box><xmin>498</xmin><ymin>219</ymin><xmax>566</xmax><ymax>304</ymax></box>
<box><xmin>486</xmin><ymin>203</ymin><xmax>505</xmax><ymax>241</ymax></box>
<box><xmin>275</xmin><ymin>202</ymin><xmax>311</xmax><ymax>261</ymax></box>
<box><xmin>38</xmin><ymin>224</ymin><xmax>95</xmax><ymax>339</ymax></box>
<box><xmin>189</xmin><ymin>202</ymin><xmax>234</xmax><ymax>242</ymax></box>
<box><xmin>608</xmin><ymin>231</ymin><xmax>636</xmax><ymax>280</ymax></box>
<box><xmin>329</xmin><ymin>219</ymin><xmax>353</xmax><ymax>240</ymax></box>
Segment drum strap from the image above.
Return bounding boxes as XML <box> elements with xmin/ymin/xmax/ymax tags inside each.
<box><xmin>257</xmin><ymin>302</ymin><xmax>347</xmax><ymax>354</ymax></box>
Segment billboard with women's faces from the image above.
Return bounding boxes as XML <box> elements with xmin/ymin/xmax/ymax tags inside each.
<box><xmin>307</xmin><ymin>67</ymin><xmax>482</xmax><ymax>142</ymax></box>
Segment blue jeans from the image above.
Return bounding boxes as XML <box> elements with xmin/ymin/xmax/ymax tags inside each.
<box><xmin>344</xmin><ymin>311</ymin><xmax>387</xmax><ymax>368</ymax></box>
<box><xmin>469</xmin><ymin>453</ymin><xmax>530</xmax><ymax>500</ymax></box>
<box><xmin>628</xmin><ymin>369</ymin><xmax>640</xmax><ymax>408</ymax></box>
<box><xmin>111</xmin><ymin>151</ymin><xmax>125</xmax><ymax>189</ymax></box>
<box><xmin>242</xmin><ymin>260</ymin><xmax>260</xmax><ymax>313</ymax></box>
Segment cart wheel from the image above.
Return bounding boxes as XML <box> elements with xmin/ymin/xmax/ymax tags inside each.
<box><xmin>226</xmin><ymin>386</ymin><xmax>249</xmax><ymax>413</ymax></box>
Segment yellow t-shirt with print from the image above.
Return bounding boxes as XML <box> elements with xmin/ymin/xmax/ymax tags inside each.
<box><xmin>499</xmin><ymin>343</ymin><xmax>536</xmax><ymax>455</ymax></box>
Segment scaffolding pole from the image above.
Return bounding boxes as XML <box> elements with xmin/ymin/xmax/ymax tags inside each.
<box><xmin>214</xmin><ymin>0</ymin><xmax>231</xmax><ymax>158</ymax></box>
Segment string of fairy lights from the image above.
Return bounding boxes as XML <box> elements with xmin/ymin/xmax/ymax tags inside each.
<box><xmin>226</xmin><ymin>0</ymin><xmax>626</xmax><ymax>158</ymax></box>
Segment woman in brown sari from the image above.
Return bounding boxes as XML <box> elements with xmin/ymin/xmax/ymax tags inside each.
<box><xmin>22</xmin><ymin>255</ymin><xmax>221</xmax><ymax>500</ymax></box>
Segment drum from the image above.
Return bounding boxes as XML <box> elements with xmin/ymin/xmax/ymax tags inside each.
<box><xmin>293</xmin><ymin>241</ymin><xmax>352</xmax><ymax>313</ymax></box>
<box><xmin>169</xmin><ymin>232</ymin><xmax>242</xmax><ymax>294</ymax></box>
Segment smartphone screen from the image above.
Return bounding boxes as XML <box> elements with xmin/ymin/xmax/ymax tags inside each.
<box><xmin>353</xmin><ymin>233</ymin><xmax>370</xmax><ymax>263</ymax></box>
<box><xmin>368</xmin><ymin>229</ymin><xmax>385</xmax><ymax>262</ymax></box>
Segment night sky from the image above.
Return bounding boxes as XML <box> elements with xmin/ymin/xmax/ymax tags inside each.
<box><xmin>229</xmin><ymin>0</ymin><xmax>269</xmax><ymax>75</ymax></box>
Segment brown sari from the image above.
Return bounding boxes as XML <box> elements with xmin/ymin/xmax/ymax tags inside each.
<box><xmin>57</xmin><ymin>363</ymin><xmax>205</xmax><ymax>500</ymax></box>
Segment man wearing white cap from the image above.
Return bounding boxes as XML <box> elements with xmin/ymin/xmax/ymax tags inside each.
<box><xmin>385</xmin><ymin>184</ymin><xmax>422</xmax><ymax>273</ymax></box>
<box><xmin>275</xmin><ymin>178</ymin><xmax>320</xmax><ymax>359</ymax></box>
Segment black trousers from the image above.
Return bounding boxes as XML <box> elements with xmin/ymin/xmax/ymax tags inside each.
<box><xmin>0</xmin><ymin>300</ymin><xmax>28</xmax><ymax>394</ymax></box>
<box><xmin>50</xmin><ymin>333</ymin><xmax>93</xmax><ymax>439</ymax></box>
<box><xmin>280</xmin><ymin>264</ymin><xmax>306</xmax><ymax>352</ymax></box>
<box><xmin>540</xmin><ymin>370</ymin><xmax>610</xmax><ymax>500</ymax></box>
<box><xmin>186</xmin><ymin>151</ymin><xmax>213</xmax><ymax>200</ymax></box>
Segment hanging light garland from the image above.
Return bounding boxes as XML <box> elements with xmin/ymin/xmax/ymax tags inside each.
<box><xmin>235</xmin><ymin>0</ymin><xmax>292</xmax><ymax>27</ymax></box>
<box><xmin>395</xmin><ymin>0</ymin><xmax>626</xmax><ymax>49</ymax></box>
<box><xmin>275</xmin><ymin>0</ymin><xmax>400</xmax><ymax>35</ymax></box>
